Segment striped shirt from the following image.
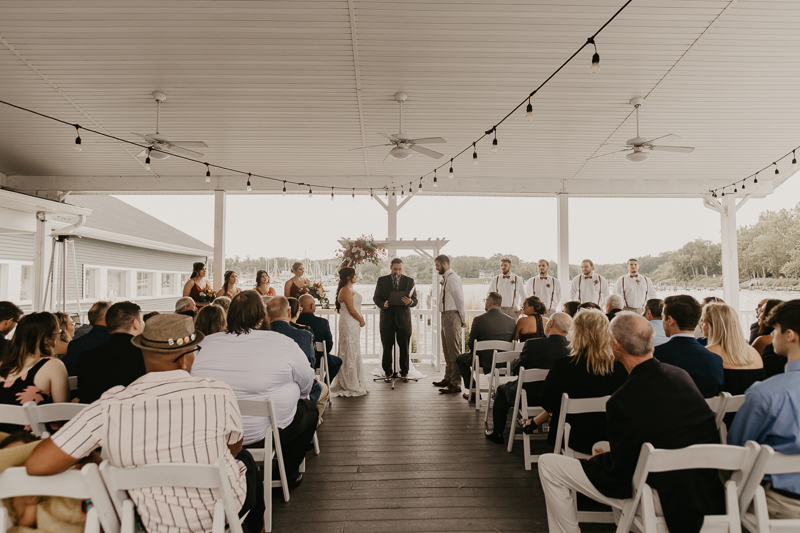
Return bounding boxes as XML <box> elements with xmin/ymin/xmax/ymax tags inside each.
<box><xmin>50</xmin><ymin>370</ymin><xmax>247</xmax><ymax>533</ymax></box>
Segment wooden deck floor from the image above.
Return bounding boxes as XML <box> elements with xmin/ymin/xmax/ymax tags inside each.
<box><xmin>271</xmin><ymin>374</ymin><xmax>617</xmax><ymax>533</ymax></box>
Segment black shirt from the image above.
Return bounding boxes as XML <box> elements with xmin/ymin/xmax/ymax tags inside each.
<box><xmin>77</xmin><ymin>333</ymin><xmax>146</xmax><ymax>404</ymax></box>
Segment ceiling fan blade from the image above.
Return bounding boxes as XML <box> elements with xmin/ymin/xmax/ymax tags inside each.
<box><xmin>641</xmin><ymin>134</ymin><xmax>680</xmax><ymax>145</ymax></box>
<box><xmin>378</xmin><ymin>133</ymin><xmax>399</xmax><ymax>141</ymax></box>
<box><xmin>131</xmin><ymin>132</ymin><xmax>149</xmax><ymax>140</ymax></box>
<box><xmin>169</xmin><ymin>141</ymin><xmax>208</xmax><ymax>148</ymax></box>
<box><xmin>136</xmin><ymin>149</ymin><xmax>148</xmax><ymax>157</ymax></box>
<box><xmin>409</xmin><ymin>145</ymin><xmax>444</xmax><ymax>159</ymax></box>
<box><xmin>166</xmin><ymin>145</ymin><xmax>205</xmax><ymax>157</ymax></box>
<box><xmin>408</xmin><ymin>137</ymin><xmax>447</xmax><ymax>145</ymax></box>
<box><xmin>650</xmin><ymin>145</ymin><xmax>695</xmax><ymax>153</ymax></box>
<box><xmin>349</xmin><ymin>144</ymin><xmax>393</xmax><ymax>151</ymax></box>
<box><xmin>587</xmin><ymin>148</ymin><xmax>633</xmax><ymax>160</ymax></box>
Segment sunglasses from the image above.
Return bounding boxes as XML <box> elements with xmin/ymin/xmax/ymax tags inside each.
<box><xmin>172</xmin><ymin>345</ymin><xmax>202</xmax><ymax>363</ymax></box>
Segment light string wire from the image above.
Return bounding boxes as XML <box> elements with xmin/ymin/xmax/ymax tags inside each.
<box><xmin>0</xmin><ymin>1</ymin><xmax>633</xmax><ymax>195</ymax></box>
<box><xmin>709</xmin><ymin>145</ymin><xmax>800</xmax><ymax>198</ymax></box>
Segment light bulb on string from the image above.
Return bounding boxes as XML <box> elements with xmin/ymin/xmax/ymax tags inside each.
<box><xmin>734</xmin><ymin>185</ymin><xmax>738</xmax><ymax>193</ymax></box>
<box><xmin>352</xmin><ymin>189</ymin><xmax>355</xmax><ymax>201</ymax></box>
<box><xmin>526</xmin><ymin>97</ymin><xmax>533</xmax><ymax>122</ymax></box>
<box><xmin>721</xmin><ymin>190</ymin><xmax>726</xmax><ymax>197</ymax></box>
<box><xmin>792</xmin><ymin>150</ymin><xmax>798</xmax><ymax>171</ymax></box>
<box><xmin>433</xmin><ymin>169</ymin><xmax>438</xmax><ymax>188</ymax></box>
<box><xmin>418</xmin><ymin>178</ymin><xmax>423</xmax><ymax>192</ymax></box>
<box><xmin>74</xmin><ymin>125</ymin><xmax>82</xmax><ymax>151</ymax></box>
<box><xmin>408</xmin><ymin>182</ymin><xmax>414</xmax><ymax>196</ymax></box>
<box><xmin>205</xmin><ymin>164</ymin><xmax>211</xmax><ymax>183</ymax></box>
<box><xmin>370</xmin><ymin>189</ymin><xmax>374</xmax><ymax>200</ymax></box>
<box><xmin>308</xmin><ymin>187</ymin><xmax>313</xmax><ymax>198</ymax></box>
<box><xmin>392</xmin><ymin>189</ymin><xmax>395</xmax><ymax>197</ymax></box>
<box><xmin>246</xmin><ymin>173</ymin><xmax>252</xmax><ymax>192</ymax></box>
<box><xmin>144</xmin><ymin>149</ymin><xmax>151</xmax><ymax>171</ymax></box>
<box><xmin>282</xmin><ymin>181</ymin><xmax>287</xmax><ymax>196</ymax></box>
<box><xmin>741</xmin><ymin>181</ymin><xmax>745</xmax><ymax>190</ymax></box>
<box><xmin>331</xmin><ymin>187</ymin><xmax>334</xmax><ymax>201</ymax></box>
<box><xmin>754</xmin><ymin>172</ymin><xmax>759</xmax><ymax>184</ymax></box>
<box><xmin>473</xmin><ymin>142</ymin><xmax>478</xmax><ymax>165</ymax></box>
<box><xmin>774</xmin><ymin>162</ymin><xmax>780</xmax><ymax>175</ymax></box>
<box><xmin>588</xmin><ymin>37</ymin><xmax>600</xmax><ymax>74</ymax></box>
<box><xmin>385</xmin><ymin>189</ymin><xmax>389</xmax><ymax>199</ymax></box>
<box><xmin>449</xmin><ymin>159</ymin><xmax>454</xmax><ymax>178</ymax></box>
<box><xmin>492</xmin><ymin>129</ymin><xmax>498</xmax><ymax>153</ymax></box>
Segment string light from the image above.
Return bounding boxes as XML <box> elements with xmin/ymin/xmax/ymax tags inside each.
<box><xmin>708</xmin><ymin>146</ymin><xmax>800</xmax><ymax>198</ymax></box>
<box><xmin>433</xmin><ymin>169</ymin><xmax>438</xmax><ymax>187</ymax></box>
<box><xmin>526</xmin><ymin>97</ymin><xmax>533</xmax><ymax>122</ymax></box>
<box><xmin>400</xmin><ymin>185</ymin><xmax>405</xmax><ymax>198</ymax></box>
<box><xmin>408</xmin><ymin>181</ymin><xmax>414</xmax><ymax>196</ymax></box>
<box><xmin>774</xmin><ymin>162</ymin><xmax>780</xmax><ymax>175</ymax></box>
<box><xmin>144</xmin><ymin>148</ymin><xmax>151</xmax><ymax>171</ymax></box>
<box><xmin>385</xmin><ymin>188</ymin><xmax>389</xmax><ymax>199</ymax></box>
<box><xmin>392</xmin><ymin>189</ymin><xmax>395</xmax><ymax>197</ymax></box>
<box><xmin>352</xmin><ymin>188</ymin><xmax>355</xmax><ymax>201</ymax></box>
<box><xmin>449</xmin><ymin>159</ymin><xmax>454</xmax><ymax>179</ymax></box>
<box><xmin>793</xmin><ymin>151</ymin><xmax>798</xmax><ymax>171</ymax></box>
<box><xmin>418</xmin><ymin>178</ymin><xmax>423</xmax><ymax>192</ymax></box>
<box><xmin>246</xmin><ymin>173</ymin><xmax>252</xmax><ymax>192</ymax></box>
<box><xmin>308</xmin><ymin>187</ymin><xmax>313</xmax><ymax>198</ymax></box>
<box><xmin>205</xmin><ymin>163</ymin><xmax>211</xmax><ymax>183</ymax></box>
<box><xmin>282</xmin><ymin>181</ymin><xmax>287</xmax><ymax>196</ymax></box>
<box><xmin>331</xmin><ymin>187</ymin><xmax>334</xmax><ymax>201</ymax></box>
<box><xmin>588</xmin><ymin>37</ymin><xmax>600</xmax><ymax>74</ymax></box>
<box><xmin>473</xmin><ymin>142</ymin><xmax>478</xmax><ymax>165</ymax></box>
<box><xmin>741</xmin><ymin>181</ymin><xmax>746</xmax><ymax>190</ymax></box>
<box><xmin>74</xmin><ymin>125</ymin><xmax>82</xmax><ymax>151</ymax></box>
<box><xmin>754</xmin><ymin>172</ymin><xmax>758</xmax><ymax>184</ymax></box>
<box><xmin>492</xmin><ymin>128</ymin><xmax>498</xmax><ymax>153</ymax></box>
<box><xmin>370</xmin><ymin>189</ymin><xmax>374</xmax><ymax>200</ymax></box>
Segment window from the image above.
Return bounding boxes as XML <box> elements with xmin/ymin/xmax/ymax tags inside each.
<box><xmin>107</xmin><ymin>269</ymin><xmax>126</xmax><ymax>298</ymax></box>
<box><xmin>20</xmin><ymin>264</ymin><xmax>33</xmax><ymax>301</ymax></box>
<box><xmin>161</xmin><ymin>273</ymin><xmax>177</xmax><ymax>295</ymax></box>
<box><xmin>137</xmin><ymin>272</ymin><xmax>155</xmax><ymax>297</ymax></box>
<box><xmin>85</xmin><ymin>268</ymin><xmax>99</xmax><ymax>299</ymax></box>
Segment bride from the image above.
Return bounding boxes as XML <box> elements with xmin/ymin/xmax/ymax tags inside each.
<box><xmin>330</xmin><ymin>267</ymin><xmax>368</xmax><ymax>397</ymax></box>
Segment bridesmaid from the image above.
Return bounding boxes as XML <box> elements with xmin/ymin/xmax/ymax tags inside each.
<box><xmin>216</xmin><ymin>270</ymin><xmax>241</xmax><ymax>299</ymax></box>
<box><xmin>183</xmin><ymin>262</ymin><xmax>212</xmax><ymax>307</ymax></box>
<box><xmin>254</xmin><ymin>270</ymin><xmax>276</xmax><ymax>297</ymax></box>
<box><xmin>284</xmin><ymin>262</ymin><xmax>310</xmax><ymax>298</ymax></box>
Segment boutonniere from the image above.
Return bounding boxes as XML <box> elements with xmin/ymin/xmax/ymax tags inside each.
<box><xmin>593</xmin><ymin>279</ymin><xmax>599</xmax><ymax>285</ymax></box>
<box><xmin>510</xmin><ymin>279</ymin><xmax>516</xmax><ymax>285</ymax></box>
<box><xmin>635</xmin><ymin>278</ymin><xmax>641</xmax><ymax>284</ymax></box>
<box><xmin>546</xmin><ymin>283</ymin><xmax>551</xmax><ymax>288</ymax></box>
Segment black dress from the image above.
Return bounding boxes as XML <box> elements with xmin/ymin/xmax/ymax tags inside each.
<box><xmin>517</xmin><ymin>314</ymin><xmax>546</xmax><ymax>343</ymax></box>
<box><xmin>0</xmin><ymin>358</ymin><xmax>53</xmax><ymax>433</ymax></box>
<box><xmin>722</xmin><ymin>366</ymin><xmax>766</xmax><ymax>427</ymax></box>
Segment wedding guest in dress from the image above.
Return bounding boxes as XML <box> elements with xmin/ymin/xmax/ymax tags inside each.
<box><xmin>562</xmin><ymin>301</ymin><xmax>580</xmax><ymax>318</ymax></box>
<box><xmin>76</xmin><ymin>301</ymin><xmax>145</xmax><ymax>404</ymax></box>
<box><xmin>486</xmin><ymin>312</ymin><xmax>572</xmax><ymax>444</ymax></box>
<box><xmin>254</xmin><ymin>269</ymin><xmax>276</xmax><ymax>297</ymax></box>
<box><xmin>604</xmin><ymin>294</ymin><xmax>624</xmax><ymax>323</ymax></box>
<box><xmin>570</xmin><ymin>259</ymin><xmax>608</xmax><ymax>307</ymax></box>
<box><xmin>750</xmin><ymin>298</ymin><xmax>770</xmax><ymax>344</ymax></box>
<box><xmin>454</xmin><ymin>292</ymin><xmax>515</xmax><ymax>400</ymax></box>
<box><xmin>643</xmin><ymin>298</ymin><xmax>669</xmax><ymax>347</ymax></box>
<box><xmin>525</xmin><ymin>260</ymin><xmax>561</xmax><ymax>317</ymax></box>
<box><xmin>754</xmin><ymin>299</ymin><xmax>788</xmax><ymax>379</ymax></box>
<box><xmin>284</xmin><ymin>262</ymin><xmax>310</xmax><ymax>298</ymax></box>
<box><xmin>487</xmin><ymin>257</ymin><xmax>526</xmax><ymax>318</ymax></box>
<box><xmin>752</xmin><ymin>299</ymin><xmax>783</xmax><ymax>354</ymax></box>
<box><xmin>52</xmin><ymin>312</ymin><xmax>74</xmax><ymax>358</ymax></box>
<box><xmin>0</xmin><ymin>312</ymin><xmax>69</xmax><ymax>433</ymax></box>
<box><xmin>216</xmin><ymin>270</ymin><xmax>241</xmax><ymax>299</ymax></box>
<box><xmin>0</xmin><ymin>302</ymin><xmax>23</xmax><ymax>355</ymax></box>
<box><xmin>517</xmin><ymin>309</ymin><xmax>627</xmax><ymax>452</ymax></box>
<box><xmin>654</xmin><ymin>295</ymin><xmax>723</xmax><ymax>398</ymax></box>
<box><xmin>330</xmin><ymin>267</ymin><xmax>368</xmax><ymax>397</ymax></box>
<box><xmin>613</xmin><ymin>258</ymin><xmax>657</xmax><ymax>314</ymax></box>
<box><xmin>194</xmin><ymin>304</ymin><xmax>227</xmax><ymax>336</ymax></box>
<box><xmin>65</xmin><ymin>300</ymin><xmax>110</xmax><ymax>376</ymax></box>
<box><xmin>212</xmin><ymin>295</ymin><xmax>231</xmax><ymax>313</ymax></box>
<box><xmin>728</xmin><ymin>300</ymin><xmax>800</xmax><ymax>518</ymax></box>
<box><xmin>297</xmin><ymin>294</ymin><xmax>342</xmax><ymax>381</ymax></box>
<box><xmin>514</xmin><ymin>296</ymin><xmax>549</xmax><ymax>342</ymax></box>
<box><xmin>373</xmin><ymin>258</ymin><xmax>418</xmax><ymax>380</ymax></box>
<box><xmin>434</xmin><ymin>255</ymin><xmax>466</xmax><ymax>393</ymax></box>
<box><xmin>183</xmin><ymin>261</ymin><xmax>212</xmax><ymax>308</ymax></box>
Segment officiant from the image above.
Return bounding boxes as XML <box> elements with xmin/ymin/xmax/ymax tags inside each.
<box><xmin>373</xmin><ymin>258</ymin><xmax>418</xmax><ymax>380</ymax></box>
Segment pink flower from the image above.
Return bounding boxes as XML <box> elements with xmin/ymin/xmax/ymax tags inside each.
<box><xmin>16</xmin><ymin>385</ymin><xmax>46</xmax><ymax>405</ymax></box>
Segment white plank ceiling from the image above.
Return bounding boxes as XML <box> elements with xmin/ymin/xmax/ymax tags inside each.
<box><xmin>0</xmin><ymin>0</ymin><xmax>799</xmax><ymax>197</ymax></box>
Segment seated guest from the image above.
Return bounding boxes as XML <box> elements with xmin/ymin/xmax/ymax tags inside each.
<box><xmin>0</xmin><ymin>302</ymin><xmax>23</xmax><ymax>354</ymax></box>
<box><xmin>174</xmin><ymin>296</ymin><xmax>197</xmax><ymax>317</ymax></box>
<box><xmin>26</xmin><ymin>314</ymin><xmax>265</xmax><ymax>533</ymax></box>
<box><xmin>0</xmin><ymin>313</ymin><xmax>69</xmax><ymax>433</ymax></box>
<box><xmin>579</xmin><ymin>302</ymin><xmax>602</xmax><ymax>311</ymax></box>
<box><xmin>643</xmin><ymin>298</ymin><xmax>668</xmax><ymax>346</ymax></box>
<box><xmin>190</xmin><ymin>292</ymin><xmax>317</xmax><ymax>489</ymax></box>
<box><xmin>655</xmin><ymin>295</ymin><xmax>723</xmax><ymax>398</ymax></box>
<box><xmin>752</xmin><ymin>299</ymin><xmax>782</xmax><ymax>354</ymax></box>
<box><xmin>52</xmin><ymin>312</ymin><xmax>74</xmax><ymax>358</ymax></box>
<box><xmin>485</xmin><ymin>312</ymin><xmax>572</xmax><ymax>444</ymax></box>
<box><xmin>696</xmin><ymin>296</ymin><xmax>725</xmax><ymax>344</ymax></box>
<box><xmin>562</xmin><ymin>301</ymin><xmax>580</xmax><ymax>318</ymax></box>
<box><xmin>297</xmin><ymin>294</ymin><xmax>342</xmax><ymax>381</ymax></box>
<box><xmin>194</xmin><ymin>305</ymin><xmax>227</xmax><ymax>336</ymax></box>
<box><xmin>76</xmin><ymin>302</ymin><xmax>145</xmax><ymax>404</ymax></box>
<box><xmin>604</xmin><ymin>294</ymin><xmax>624</xmax><ymax>322</ymax></box>
<box><xmin>142</xmin><ymin>310</ymin><xmax>160</xmax><ymax>322</ymax></box>
<box><xmin>513</xmin><ymin>296</ymin><xmax>549</xmax><ymax>342</ymax></box>
<box><xmin>454</xmin><ymin>292</ymin><xmax>516</xmax><ymax>400</ymax></box>
<box><xmin>539</xmin><ymin>312</ymin><xmax>724</xmax><ymax>533</ymax></box>
<box><xmin>287</xmin><ymin>297</ymin><xmax>311</xmax><ymax>331</ymax></box>
<box><xmin>702</xmin><ymin>302</ymin><xmax>765</xmax><ymax>397</ymax></box>
<box><xmin>752</xmin><ymin>299</ymin><xmax>787</xmax><ymax>379</ymax></box>
<box><xmin>729</xmin><ymin>300</ymin><xmax>800</xmax><ymax>517</ymax></box>
<box><xmin>216</xmin><ymin>270</ymin><xmax>241</xmax><ymax>299</ymax></box>
<box><xmin>517</xmin><ymin>310</ymin><xmax>627</xmax><ymax>454</ymax></box>
<box><xmin>65</xmin><ymin>301</ymin><xmax>111</xmax><ymax>376</ymax></box>
<box><xmin>267</xmin><ymin>297</ymin><xmax>328</xmax><ymax>415</ymax></box>
<box><xmin>750</xmin><ymin>298</ymin><xmax>770</xmax><ymax>344</ymax></box>
<box><xmin>212</xmin><ymin>295</ymin><xmax>231</xmax><ymax>313</ymax></box>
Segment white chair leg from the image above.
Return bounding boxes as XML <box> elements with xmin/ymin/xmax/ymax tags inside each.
<box><xmin>313</xmin><ymin>432</ymin><xmax>320</xmax><ymax>455</ymax></box>
<box><xmin>474</xmin><ymin>366</ymin><xmax>482</xmax><ymax>411</ymax></box>
<box><xmin>264</xmin><ymin>434</ymin><xmax>273</xmax><ymax>532</ymax></box>
<box><xmin>507</xmin><ymin>387</ymin><xmax>522</xmax><ymax>453</ymax></box>
<box><xmin>271</xmin><ymin>423</ymin><xmax>290</xmax><ymax>503</ymax></box>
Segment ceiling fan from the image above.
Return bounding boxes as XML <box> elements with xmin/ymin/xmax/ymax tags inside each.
<box><xmin>132</xmin><ymin>91</ymin><xmax>208</xmax><ymax>160</ymax></box>
<box><xmin>589</xmin><ymin>97</ymin><xmax>695</xmax><ymax>163</ymax></box>
<box><xmin>350</xmin><ymin>92</ymin><xmax>447</xmax><ymax>162</ymax></box>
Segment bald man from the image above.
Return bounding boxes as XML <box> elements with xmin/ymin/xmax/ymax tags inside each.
<box><xmin>296</xmin><ymin>294</ymin><xmax>341</xmax><ymax>382</ymax></box>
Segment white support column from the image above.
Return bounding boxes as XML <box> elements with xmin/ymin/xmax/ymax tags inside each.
<box><xmin>720</xmin><ymin>194</ymin><xmax>741</xmax><ymax>313</ymax></box>
<box><xmin>33</xmin><ymin>211</ymin><xmax>52</xmax><ymax>311</ymax></box>
<box><xmin>556</xmin><ymin>194</ymin><xmax>570</xmax><ymax>303</ymax></box>
<box><xmin>387</xmin><ymin>193</ymin><xmax>398</xmax><ymax>259</ymax></box>
<box><xmin>213</xmin><ymin>190</ymin><xmax>227</xmax><ymax>289</ymax></box>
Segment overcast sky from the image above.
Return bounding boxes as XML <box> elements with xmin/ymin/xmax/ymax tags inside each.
<box><xmin>115</xmin><ymin>173</ymin><xmax>800</xmax><ymax>266</ymax></box>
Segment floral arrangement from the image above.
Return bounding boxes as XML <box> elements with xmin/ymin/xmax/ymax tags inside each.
<box><xmin>297</xmin><ymin>282</ymin><xmax>329</xmax><ymax>307</ymax></box>
<box><xmin>196</xmin><ymin>289</ymin><xmax>216</xmax><ymax>303</ymax></box>
<box><xmin>336</xmin><ymin>234</ymin><xmax>386</xmax><ymax>267</ymax></box>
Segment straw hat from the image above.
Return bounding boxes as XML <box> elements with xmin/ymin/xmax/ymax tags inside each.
<box><xmin>131</xmin><ymin>314</ymin><xmax>204</xmax><ymax>353</ymax></box>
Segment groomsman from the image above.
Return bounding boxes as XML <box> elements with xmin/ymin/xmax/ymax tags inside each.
<box><xmin>614</xmin><ymin>258</ymin><xmax>657</xmax><ymax>314</ymax></box>
<box><xmin>434</xmin><ymin>254</ymin><xmax>466</xmax><ymax>394</ymax></box>
<box><xmin>570</xmin><ymin>259</ymin><xmax>608</xmax><ymax>308</ymax></box>
<box><xmin>525</xmin><ymin>259</ymin><xmax>561</xmax><ymax>317</ymax></box>
<box><xmin>488</xmin><ymin>257</ymin><xmax>526</xmax><ymax>318</ymax></box>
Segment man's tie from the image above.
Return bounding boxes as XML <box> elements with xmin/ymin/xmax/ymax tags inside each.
<box><xmin>393</xmin><ymin>275</ymin><xmax>399</xmax><ymax>290</ymax></box>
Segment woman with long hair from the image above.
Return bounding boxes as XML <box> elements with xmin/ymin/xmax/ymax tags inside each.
<box><xmin>514</xmin><ymin>296</ymin><xmax>549</xmax><ymax>342</ymax></box>
<box><xmin>0</xmin><ymin>312</ymin><xmax>69</xmax><ymax>433</ymax></box>
<box><xmin>52</xmin><ymin>312</ymin><xmax>74</xmax><ymax>358</ymax></box>
<box><xmin>254</xmin><ymin>270</ymin><xmax>275</xmax><ymax>297</ymax></box>
<box><xmin>183</xmin><ymin>262</ymin><xmax>212</xmax><ymax>307</ymax></box>
<box><xmin>216</xmin><ymin>270</ymin><xmax>241</xmax><ymax>299</ymax></box>
<box><xmin>518</xmin><ymin>309</ymin><xmax>627</xmax><ymax>455</ymax></box>
<box><xmin>284</xmin><ymin>262</ymin><xmax>310</xmax><ymax>298</ymax></box>
<box><xmin>702</xmin><ymin>302</ymin><xmax>764</xmax><ymax>396</ymax></box>
<box><xmin>330</xmin><ymin>267</ymin><xmax>367</xmax><ymax>397</ymax></box>
<box><xmin>562</xmin><ymin>301</ymin><xmax>580</xmax><ymax>318</ymax></box>
<box><xmin>751</xmin><ymin>299</ymin><xmax>782</xmax><ymax>354</ymax></box>
<box><xmin>194</xmin><ymin>305</ymin><xmax>227</xmax><ymax>336</ymax></box>
<box><xmin>755</xmin><ymin>299</ymin><xmax>789</xmax><ymax>379</ymax></box>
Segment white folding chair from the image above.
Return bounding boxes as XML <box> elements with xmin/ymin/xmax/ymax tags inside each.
<box><xmin>0</xmin><ymin>463</ymin><xmax>119</xmax><ymax>533</ymax></box>
<box><xmin>23</xmin><ymin>401</ymin><xmax>89</xmax><ymax>438</ymax></box>
<box><xmin>100</xmin><ymin>459</ymin><xmax>243</xmax><ymax>533</ymax></box>
<box><xmin>506</xmin><ymin>367</ymin><xmax>549</xmax><ymax>470</ymax></box>
<box><xmin>482</xmin><ymin>349</ymin><xmax>521</xmax><ymax>429</ymax></box>
<box><xmin>615</xmin><ymin>441</ymin><xmax>760</xmax><ymax>533</ymax></box>
<box><xmin>470</xmin><ymin>340</ymin><xmax>515</xmax><ymax>411</ymax></box>
<box><xmin>314</xmin><ymin>340</ymin><xmax>332</xmax><ymax>407</ymax></box>
<box><xmin>0</xmin><ymin>404</ymin><xmax>29</xmax><ymax>430</ymax></box>
<box><xmin>718</xmin><ymin>394</ymin><xmax>746</xmax><ymax>443</ymax></box>
<box><xmin>739</xmin><ymin>445</ymin><xmax>800</xmax><ymax>533</ymax></box>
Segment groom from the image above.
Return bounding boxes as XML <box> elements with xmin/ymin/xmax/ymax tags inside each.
<box><xmin>373</xmin><ymin>258</ymin><xmax>418</xmax><ymax>380</ymax></box>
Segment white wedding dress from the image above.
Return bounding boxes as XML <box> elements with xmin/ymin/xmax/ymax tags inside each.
<box><xmin>330</xmin><ymin>290</ymin><xmax>368</xmax><ymax>397</ymax></box>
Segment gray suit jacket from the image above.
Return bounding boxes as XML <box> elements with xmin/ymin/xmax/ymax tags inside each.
<box><xmin>469</xmin><ymin>308</ymin><xmax>516</xmax><ymax>372</ymax></box>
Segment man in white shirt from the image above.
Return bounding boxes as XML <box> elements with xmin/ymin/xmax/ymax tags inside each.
<box><xmin>614</xmin><ymin>258</ymin><xmax>657</xmax><ymax>314</ymax></box>
<box><xmin>487</xmin><ymin>257</ymin><xmax>526</xmax><ymax>319</ymax></box>
<box><xmin>525</xmin><ymin>259</ymin><xmax>561</xmax><ymax>317</ymax></box>
<box><xmin>434</xmin><ymin>254</ymin><xmax>466</xmax><ymax>394</ymax></box>
<box><xmin>570</xmin><ymin>259</ymin><xmax>609</xmax><ymax>307</ymax></box>
<box><xmin>643</xmin><ymin>298</ymin><xmax>669</xmax><ymax>346</ymax></box>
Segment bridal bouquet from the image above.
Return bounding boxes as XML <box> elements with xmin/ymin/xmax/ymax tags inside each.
<box><xmin>336</xmin><ymin>234</ymin><xmax>386</xmax><ymax>267</ymax></box>
<box><xmin>297</xmin><ymin>282</ymin><xmax>329</xmax><ymax>307</ymax></box>
<box><xmin>196</xmin><ymin>288</ymin><xmax>216</xmax><ymax>303</ymax></box>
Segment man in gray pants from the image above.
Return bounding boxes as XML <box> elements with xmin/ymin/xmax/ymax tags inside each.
<box><xmin>433</xmin><ymin>255</ymin><xmax>466</xmax><ymax>394</ymax></box>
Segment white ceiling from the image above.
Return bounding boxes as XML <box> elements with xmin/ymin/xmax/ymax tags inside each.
<box><xmin>0</xmin><ymin>0</ymin><xmax>799</xmax><ymax>197</ymax></box>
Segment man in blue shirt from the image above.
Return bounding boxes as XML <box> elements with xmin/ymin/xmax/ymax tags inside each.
<box><xmin>643</xmin><ymin>298</ymin><xmax>668</xmax><ymax>347</ymax></box>
<box><xmin>296</xmin><ymin>294</ymin><xmax>341</xmax><ymax>381</ymax></box>
<box><xmin>729</xmin><ymin>299</ymin><xmax>800</xmax><ymax>516</ymax></box>
<box><xmin>65</xmin><ymin>301</ymin><xmax>111</xmax><ymax>376</ymax></box>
